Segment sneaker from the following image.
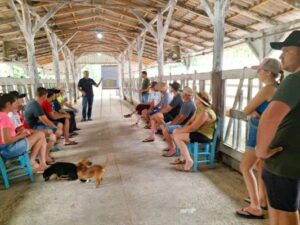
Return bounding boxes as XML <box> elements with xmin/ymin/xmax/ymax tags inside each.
<box><xmin>87</xmin><ymin>118</ymin><xmax>92</xmax><ymax>121</ymax></box>
<box><xmin>81</xmin><ymin>118</ymin><xmax>86</xmax><ymax>122</ymax></box>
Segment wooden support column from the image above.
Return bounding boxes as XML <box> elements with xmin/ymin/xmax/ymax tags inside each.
<box><xmin>136</xmin><ymin>35</ymin><xmax>146</xmax><ymax>101</ymax></box>
<box><xmin>61</xmin><ymin>48</ymin><xmax>72</xmax><ymax>102</ymax></box>
<box><xmin>45</xmin><ymin>28</ymin><xmax>61</xmax><ymax>84</ymax></box>
<box><xmin>8</xmin><ymin>0</ymin><xmax>64</xmax><ymax>90</ymax></box>
<box><xmin>127</xmin><ymin>48</ymin><xmax>133</xmax><ymax>103</ymax></box>
<box><xmin>120</xmin><ymin>54</ymin><xmax>126</xmax><ymax>100</ymax></box>
<box><xmin>130</xmin><ymin>0</ymin><xmax>177</xmax><ymax>82</ymax></box>
<box><xmin>199</xmin><ymin>0</ymin><xmax>230</xmax><ymax>118</ymax></box>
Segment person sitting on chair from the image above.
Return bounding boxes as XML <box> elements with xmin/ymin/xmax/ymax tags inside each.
<box><xmin>172</xmin><ymin>91</ymin><xmax>216</xmax><ymax>172</ymax></box>
<box><xmin>161</xmin><ymin>87</ymin><xmax>196</xmax><ymax>157</ymax></box>
<box><xmin>0</xmin><ymin>93</ymin><xmax>48</xmax><ymax>173</ymax></box>
<box><xmin>143</xmin><ymin>82</ymin><xmax>182</xmax><ymax>142</ymax></box>
<box><xmin>123</xmin><ymin>81</ymin><xmax>161</xmax><ymax>126</ymax></box>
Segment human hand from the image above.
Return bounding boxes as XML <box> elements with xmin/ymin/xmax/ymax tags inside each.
<box><xmin>257</xmin><ymin>146</ymin><xmax>283</xmax><ymax>159</ymax></box>
<box><xmin>81</xmin><ymin>91</ymin><xmax>86</xmax><ymax>97</ymax></box>
<box><xmin>250</xmin><ymin>111</ymin><xmax>260</xmax><ymax>118</ymax></box>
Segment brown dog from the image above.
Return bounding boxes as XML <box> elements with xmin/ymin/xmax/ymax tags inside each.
<box><xmin>77</xmin><ymin>158</ymin><xmax>108</xmax><ymax>188</ymax></box>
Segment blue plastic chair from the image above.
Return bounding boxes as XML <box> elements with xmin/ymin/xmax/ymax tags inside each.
<box><xmin>0</xmin><ymin>152</ymin><xmax>34</xmax><ymax>189</ymax></box>
<box><xmin>176</xmin><ymin>118</ymin><xmax>222</xmax><ymax>172</ymax></box>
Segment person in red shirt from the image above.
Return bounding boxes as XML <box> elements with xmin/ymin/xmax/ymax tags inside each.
<box><xmin>41</xmin><ymin>89</ymin><xmax>77</xmax><ymax>146</ymax></box>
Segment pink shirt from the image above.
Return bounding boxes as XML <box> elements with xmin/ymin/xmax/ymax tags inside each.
<box><xmin>0</xmin><ymin>112</ymin><xmax>16</xmax><ymax>145</ymax></box>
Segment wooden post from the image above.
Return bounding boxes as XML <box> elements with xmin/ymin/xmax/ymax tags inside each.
<box><xmin>199</xmin><ymin>0</ymin><xmax>230</xmax><ymax>118</ymax></box>
<box><xmin>127</xmin><ymin>48</ymin><xmax>133</xmax><ymax>103</ymax></box>
<box><xmin>62</xmin><ymin>48</ymin><xmax>72</xmax><ymax>102</ymax></box>
<box><xmin>136</xmin><ymin>35</ymin><xmax>145</xmax><ymax>101</ymax></box>
<box><xmin>8</xmin><ymin>0</ymin><xmax>64</xmax><ymax>90</ymax></box>
<box><xmin>130</xmin><ymin>0</ymin><xmax>177</xmax><ymax>82</ymax></box>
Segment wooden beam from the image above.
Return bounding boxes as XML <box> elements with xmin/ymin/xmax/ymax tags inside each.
<box><xmin>280</xmin><ymin>0</ymin><xmax>300</xmax><ymax>9</ymax></box>
<box><xmin>58</xmin><ymin>31</ymin><xmax>79</xmax><ymax>52</ymax></box>
<box><xmin>32</xmin><ymin>2</ymin><xmax>65</xmax><ymax>34</ymax></box>
<box><xmin>230</xmin><ymin>4</ymin><xmax>279</xmax><ymax>26</ymax></box>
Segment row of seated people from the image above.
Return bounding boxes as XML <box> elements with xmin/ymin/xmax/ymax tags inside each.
<box><xmin>0</xmin><ymin>87</ymin><xmax>80</xmax><ymax>174</ymax></box>
<box><xmin>124</xmin><ymin>81</ymin><xmax>217</xmax><ymax>172</ymax></box>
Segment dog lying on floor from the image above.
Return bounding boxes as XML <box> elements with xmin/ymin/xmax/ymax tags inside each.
<box><xmin>43</xmin><ymin>162</ymin><xmax>78</xmax><ymax>181</ymax></box>
<box><xmin>77</xmin><ymin>159</ymin><xmax>108</xmax><ymax>188</ymax></box>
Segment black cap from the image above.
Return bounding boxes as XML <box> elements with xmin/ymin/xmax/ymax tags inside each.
<box><xmin>169</xmin><ymin>81</ymin><xmax>181</xmax><ymax>92</ymax></box>
<box><xmin>9</xmin><ymin>91</ymin><xmax>26</xmax><ymax>99</ymax></box>
<box><xmin>270</xmin><ymin>30</ymin><xmax>300</xmax><ymax>50</ymax></box>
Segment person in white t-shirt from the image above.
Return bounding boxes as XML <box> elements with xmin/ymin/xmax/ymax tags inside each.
<box><xmin>124</xmin><ymin>81</ymin><xmax>161</xmax><ymax>126</ymax></box>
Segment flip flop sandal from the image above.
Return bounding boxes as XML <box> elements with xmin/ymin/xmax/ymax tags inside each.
<box><xmin>144</xmin><ymin>125</ymin><xmax>151</xmax><ymax>129</ymax></box>
<box><xmin>64</xmin><ymin>141</ymin><xmax>78</xmax><ymax>146</ymax></box>
<box><xmin>124</xmin><ymin>114</ymin><xmax>132</xmax><ymax>118</ymax></box>
<box><xmin>162</xmin><ymin>148</ymin><xmax>170</xmax><ymax>151</ymax></box>
<box><xmin>236</xmin><ymin>208</ymin><xmax>265</xmax><ymax>219</ymax></box>
<box><xmin>175</xmin><ymin>164</ymin><xmax>193</xmax><ymax>172</ymax></box>
<box><xmin>46</xmin><ymin>159</ymin><xmax>56</xmax><ymax>165</ymax></box>
<box><xmin>244</xmin><ymin>198</ymin><xmax>268</xmax><ymax>210</ymax></box>
<box><xmin>142</xmin><ymin>138</ymin><xmax>154</xmax><ymax>142</ymax></box>
<box><xmin>162</xmin><ymin>152</ymin><xmax>176</xmax><ymax>157</ymax></box>
<box><xmin>170</xmin><ymin>158</ymin><xmax>186</xmax><ymax>165</ymax></box>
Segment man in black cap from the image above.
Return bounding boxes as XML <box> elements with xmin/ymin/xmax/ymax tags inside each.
<box><xmin>256</xmin><ymin>30</ymin><xmax>300</xmax><ymax>225</ymax></box>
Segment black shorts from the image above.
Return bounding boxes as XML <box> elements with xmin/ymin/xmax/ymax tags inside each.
<box><xmin>135</xmin><ymin>104</ymin><xmax>150</xmax><ymax>115</ymax></box>
<box><xmin>189</xmin><ymin>132</ymin><xmax>212</xmax><ymax>143</ymax></box>
<box><xmin>163</xmin><ymin>113</ymin><xmax>173</xmax><ymax>123</ymax></box>
<box><xmin>52</xmin><ymin>118</ymin><xmax>65</xmax><ymax>125</ymax></box>
<box><xmin>262</xmin><ymin>169</ymin><xmax>300</xmax><ymax>212</ymax></box>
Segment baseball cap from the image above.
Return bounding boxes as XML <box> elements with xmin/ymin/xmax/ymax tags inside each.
<box><xmin>9</xmin><ymin>91</ymin><xmax>26</xmax><ymax>99</ymax></box>
<box><xmin>182</xmin><ymin>87</ymin><xmax>194</xmax><ymax>96</ymax></box>
<box><xmin>169</xmin><ymin>81</ymin><xmax>181</xmax><ymax>92</ymax></box>
<box><xmin>251</xmin><ymin>58</ymin><xmax>281</xmax><ymax>74</ymax></box>
<box><xmin>270</xmin><ymin>30</ymin><xmax>300</xmax><ymax>50</ymax></box>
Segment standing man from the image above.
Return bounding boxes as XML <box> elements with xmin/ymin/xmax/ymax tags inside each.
<box><xmin>256</xmin><ymin>30</ymin><xmax>300</xmax><ymax>225</ymax></box>
<box><xmin>78</xmin><ymin>70</ymin><xmax>102</xmax><ymax>122</ymax></box>
<box><xmin>140</xmin><ymin>71</ymin><xmax>150</xmax><ymax>103</ymax></box>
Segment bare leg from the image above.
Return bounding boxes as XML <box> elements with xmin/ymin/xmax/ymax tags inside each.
<box><xmin>161</xmin><ymin>126</ymin><xmax>176</xmax><ymax>155</ymax></box>
<box><xmin>26</xmin><ymin>132</ymin><xmax>47</xmax><ymax>169</ymax></box>
<box><xmin>238</xmin><ymin>150</ymin><xmax>263</xmax><ymax>215</ymax></box>
<box><xmin>55</xmin><ymin>122</ymin><xmax>63</xmax><ymax>139</ymax></box>
<box><xmin>256</xmin><ymin>159</ymin><xmax>267</xmax><ymax>208</ymax></box>
<box><xmin>173</xmin><ymin>131</ymin><xmax>193</xmax><ymax>170</ymax></box>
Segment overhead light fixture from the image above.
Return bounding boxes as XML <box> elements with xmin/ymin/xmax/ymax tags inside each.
<box><xmin>97</xmin><ymin>53</ymin><xmax>102</xmax><ymax>56</ymax></box>
<box><xmin>96</xmin><ymin>32</ymin><xmax>103</xmax><ymax>39</ymax></box>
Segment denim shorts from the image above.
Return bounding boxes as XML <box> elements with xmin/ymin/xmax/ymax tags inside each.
<box><xmin>263</xmin><ymin>169</ymin><xmax>300</xmax><ymax>212</ymax></box>
<box><xmin>246</xmin><ymin>118</ymin><xmax>259</xmax><ymax>150</ymax></box>
<box><xmin>33</xmin><ymin>124</ymin><xmax>57</xmax><ymax>133</ymax></box>
<box><xmin>0</xmin><ymin>138</ymin><xmax>29</xmax><ymax>159</ymax></box>
<box><xmin>164</xmin><ymin>122</ymin><xmax>182</xmax><ymax>134</ymax></box>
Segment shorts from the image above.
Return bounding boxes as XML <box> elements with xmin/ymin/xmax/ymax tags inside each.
<box><xmin>0</xmin><ymin>139</ymin><xmax>29</xmax><ymax>159</ymax></box>
<box><xmin>262</xmin><ymin>169</ymin><xmax>300</xmax><ymax>212</ymax></box>
<box><xmin>189</xmin><ymin>132</ymin><xmax>212</xmax><ymax>143</ymax></box>
<box><xmin>136</xmin><ymin>104</ymin><xmax>150</xmax><ymax>115</ymax></box>
<box><xmin>163</xmin><ymin>113</ymin><xmax>173</xmax><ymax>123</ymax></box>
<box><xmin>246</xmin><ymin>117</ymin><xmax>259</xmax><ymax>150</ymax></box>
<box><xmin>164</xmin><ymin>122</ymin><xmax>182</xmax><ymax>134</ymax></box>
<box><xmin>33</xmin><ymin>124</ymin><xmax>57</xmax><ymax>133</ymax></box>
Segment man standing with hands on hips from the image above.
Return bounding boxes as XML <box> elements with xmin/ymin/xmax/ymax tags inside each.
<box><xmin>78</xmin><ymin>70</ymin><xmax>102</xmax><ymax>122</ymax></box>
<box><xmin>256</xmin><ymin>30</ymin><xmax>300</xmax><ymax>225</ymax></box>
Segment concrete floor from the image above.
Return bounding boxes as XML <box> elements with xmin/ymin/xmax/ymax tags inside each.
<box><xmin>0</xmin><ymin>94</ymin><xmax>268</xmax><ymax>225</ymax></box>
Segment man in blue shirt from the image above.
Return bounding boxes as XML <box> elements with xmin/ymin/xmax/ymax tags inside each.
<box><xmin>78</xmin><ymin>71</ymin><xmax>102</xmax><ymax>121</ymax></box>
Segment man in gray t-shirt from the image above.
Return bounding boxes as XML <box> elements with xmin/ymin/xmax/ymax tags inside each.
<box><xmin>161</xmin><ymin>87</ymin><xmax>196</xmax><ymax>157</ymax></box>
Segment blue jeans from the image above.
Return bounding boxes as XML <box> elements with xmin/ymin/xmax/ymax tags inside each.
<box><xmin>82</xmin><ymin>96</ymin><xmax>94</xmax><ymax>119</ymax></box>
<box><xmin>141</xmin><ymin>93</ymin><xmax>149</xmax><ymax>104</ymax></box>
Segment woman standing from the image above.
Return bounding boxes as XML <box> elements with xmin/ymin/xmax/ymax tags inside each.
<box><xmin>236</xmin><ymin>58</ymin><xmax>283</xmax><ymax>219</ymax></box>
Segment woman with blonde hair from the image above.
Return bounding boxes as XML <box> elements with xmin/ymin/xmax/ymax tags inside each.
<box><xmin>172</xmin><ymin>91</ymin><xmax>216</xmax><ymax>172</ymax></box>
<box><xmin>236</xmin><ymin>58</ymin><xmax>283</xmax><ymax>219</ymax></box>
